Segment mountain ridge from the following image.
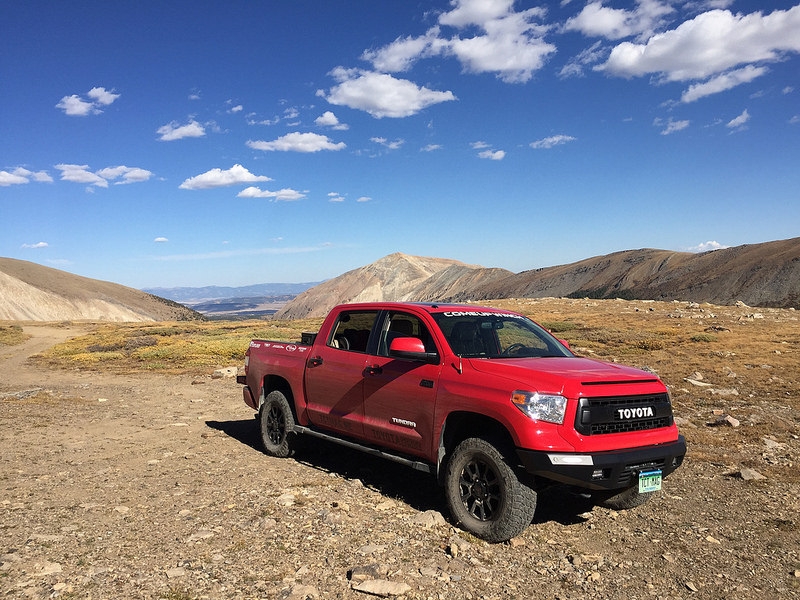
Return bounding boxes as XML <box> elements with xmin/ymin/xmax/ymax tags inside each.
<box><xmin>275</xmin><ymin>239</ymin><xmax>800</xmax><ymax>319</ymax></box>
<box><xmin>2</xmin><ymin>238</ymin><xmax>798</xmax><ymax>322</ymax></box>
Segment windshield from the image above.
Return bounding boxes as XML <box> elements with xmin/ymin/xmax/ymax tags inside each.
<box><xmin>432</xmin><ymin>311</ymin><xmax>573</xmax><ymax>359</ymax></box>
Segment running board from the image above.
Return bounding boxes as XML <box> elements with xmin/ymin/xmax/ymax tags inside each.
<box><xmin>292</xmin><ymin>425</ymin><xmax>434</xmax><ymax>474</ymax></box>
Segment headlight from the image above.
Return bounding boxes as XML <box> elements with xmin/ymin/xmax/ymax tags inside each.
<box><xmin>511</xmin><ymin>391</ymin><xmax>567</xmax><ymax>424</ymax></box>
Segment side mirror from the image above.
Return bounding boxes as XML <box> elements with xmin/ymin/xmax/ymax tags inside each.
<box><xmin>389</xmin><ymin>337</ymin><xmax>439</xmax><ymax>363</ymax></box>
<box><xmin>558</xmin><ymin>338</ymin><xmax>571</xmax><ymax>350</ymax></box>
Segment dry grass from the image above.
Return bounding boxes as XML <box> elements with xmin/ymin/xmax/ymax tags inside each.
<box><xmin>32</xmin><ymin>317</ymin><xmax>324</xmax><ymax>374</ymax></box>
<box><xmin>0</xmin><ymin>324</ymin><xmax>28</xmax><ymax>346</ymax></box>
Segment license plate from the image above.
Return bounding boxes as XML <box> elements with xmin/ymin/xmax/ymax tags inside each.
<box><xmin>638</xmin><ymin>469</ymin><xmax>662</xmax><ymax>493</ymax></box>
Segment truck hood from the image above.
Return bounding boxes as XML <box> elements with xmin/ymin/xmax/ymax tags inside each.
<box><xmin>467</xmin><ymin>356</ymin><xmax>660</xmax><ymax>393</ymax></box>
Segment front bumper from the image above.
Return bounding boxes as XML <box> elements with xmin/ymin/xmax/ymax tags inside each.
<box><xmin>516</xmin><ymin>436</ymin><xmax>686</xmax><ymax>491</ymax></box>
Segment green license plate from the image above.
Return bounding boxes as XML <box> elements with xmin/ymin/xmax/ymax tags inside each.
<box><xmin>638</xmin><ymin>469</ymin><xmax>662</xmax><ymax>493</ymax></box>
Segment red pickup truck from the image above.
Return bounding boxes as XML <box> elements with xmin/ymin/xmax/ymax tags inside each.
<box><xmin>238</xmin><ymin>302</ymin><xmax>685</xmax><ymax>542</ymax></box>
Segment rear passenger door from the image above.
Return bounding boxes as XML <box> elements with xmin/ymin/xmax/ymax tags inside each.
<box><xmin>303</xmin><ymin>310</ymin><xmax>379</xmax><ymax>437</ymax></box>
<box><xmin>361</xmin><ymin>311</ymin><xmax>442</xmax><ymax>459</ymax></box>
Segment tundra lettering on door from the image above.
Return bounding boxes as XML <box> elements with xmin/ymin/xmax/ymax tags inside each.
<box><xmin>238</xmin><ymin>302</ymin><xmax>686</xmax><ymax>542</ymax></box>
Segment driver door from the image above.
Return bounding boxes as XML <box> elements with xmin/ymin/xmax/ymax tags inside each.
<box><xmin>361</xmin><ymin>311</ymin><xmax>442</xmax><ymax>459</ymax></box>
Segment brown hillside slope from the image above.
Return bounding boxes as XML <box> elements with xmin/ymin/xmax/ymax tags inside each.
<box><xmin>0</xmin><ymin>258</ymin><xmax>201</xmax><ymax>322</ymax></box>
<box><xmin>462</xmin><ymin>237</ymin><xmax>800</xmax><ymax>308</ymax></box>
<box><xmin>273</xmin><ymin>253</ymin><xmax>505</xmax><ymax>320</ymax></box>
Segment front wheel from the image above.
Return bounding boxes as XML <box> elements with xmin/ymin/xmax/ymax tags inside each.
<box><xmin>445</xmin><ymin>437</ymin><xmax>537</xmax><ymax>543</ymax></box>
<box><xmin>259</xmin><ymin>390</ymin><xmax>296</xmax><ymax>458</ymax></box>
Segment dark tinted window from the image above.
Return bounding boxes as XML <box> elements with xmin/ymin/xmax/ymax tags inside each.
<box><xmin>328</xmin><ymin>311</ymin><xmax>378</xmax><ymax>353</ymax></box>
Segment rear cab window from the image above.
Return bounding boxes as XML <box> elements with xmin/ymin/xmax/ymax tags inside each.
<box><xmin>327</xmin><ymin>310</ymin><xmax>379</xmax><ymax>353</ymax></box>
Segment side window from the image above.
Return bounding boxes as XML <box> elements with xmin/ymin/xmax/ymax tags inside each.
<box><xmin>327</xmin><ymin>311</ymin><xmax>378</xmax><ymax>353</ymax></box>
<box><xmin>378</xmin><ymin>312</ymin><xmax>437</xmax><ymax>357</ymax></box>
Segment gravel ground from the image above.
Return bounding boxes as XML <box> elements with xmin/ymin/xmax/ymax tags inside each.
<box><xmin>1</xmin><ymin>317</ymin><xmax>799</xmax><ymax>600</ymax></box>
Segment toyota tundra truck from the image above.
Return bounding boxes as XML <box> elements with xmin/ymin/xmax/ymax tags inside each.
<box><xmin>238</xmin><ymin>302</ymin><xmax>685</xmax><ymax>542</ymax></box>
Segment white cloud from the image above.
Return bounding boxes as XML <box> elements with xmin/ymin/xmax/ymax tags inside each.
<box><xmin>157</xmin><ymin>120</ymin><xmax>206</xmax><ymax>141</ymax></box>
<box><xmin>96</xmin><ymin>166</ymin><xmax>153</xmax><ymax>184</ymax></box>
<box><xmin>559</xmin><ymin>41</ymin><xmax>605</xmax><ymax>78</ymax></box>
<box><xmin>237</xmin><ymin>186</ymin><xmax>306</xmax><ymax>201</ymax></box>
<box><xmin>179</xmin><ymin>164</ymin><xmax>272</xmax><ymax>190</ymax></box>
<box><xmin>356</xmin><ymin>196</ymin><xmax>372</xmax><ymax>203</ymax></box>
<box><xmin>471</xmin><ymin>141</ymin><xmax>490</xmax><ymax>149</ymax></box>
<box><xmin>246</xmin><ymin>132</ymin><xmax>346</xmax><ymax>152</ymax></box>
<box><xmin>55</xmin><ymin>164</ymin><xmax>109</xmax><ymax>187</ymax></box>
<box><xmin>30</xmin><ymin>170</ymin><xmax>53</xmax><ymax>183</ymax></box>
<box><xmin>361</xmin><ymin>28</ymin><xmax>444</xmax><ymax>73</ymax></box>
<box><xmin>0</xmin><ymin>167</ymin><xmax>53</xmax><ymax>186</ymax></box>
<box><xmin>328</xmin><ymin>192</ymin><xmax>345</xmax><ymax>202</ymax></box>
<box><xmin>361</xmin><ymin>1</ymin><xmax>555</xmax><ymax>84</ymax></box>
<box><xmin>371</xmin><ymin>137</ymin><xmax>404</xmax><ymax>150</ymax></box>
<box><xmin>421</xmin><ymin>144</ymin><xmax>443</xmax><ymax>152</ymax></box>
<box><xmin>681</xmin><ymin>65</ymin><xmax>767</xmax><ymax>102</ymax></box>
<box><xmin>56</xmin><ymin>87</ymin><xmax>119</xmax><ymax>116</ymax></box>
<box><xmin>440</xmin><ymin>3</ymin><xmax>555</xmax><ymax>83</ymax></box>
<box><xmin>154</xmin><ymin>237</ymin><xmax>169</xmax><ymax>243</ymax></box>
<box><xmin>21</xmin><ymin>241</ymin><xmax>48</xmax><ymax>249</ymax></box>
<box><xmin>564</xmin><ymin>0</ymin><xmax>674</xmax><ymax>41</ymax></box>
<box><xmin>599</xmin><ymin>6</ymin><xmax>800</xmax><ymax>82</ymax></box>
<box><xmin>654</xmin><ymin>117</ymin><xmax>690</xmax><ymax>135</ymax></box>
<box><xmin>55</xmin><ymin>164</ymin><xmax>152</xmax><ymax>187</ymax></box>
<box><xmin>478</xmin><ymin>149</ymin><xmax>506</xmax><ymax>160</ymax></box>
<box><xmin>87</xmin><ymin>86</ymin><xmax>121</xmax><ymax>105</ymax></box>
<box><xmin>686</xmin><ymin>240</ymin><xmax>729</xmax><ymax>252</ymax></box>
<box><xmin>439</xmin><ymin>0</ymin><xmax>518</xmax><ymax>28</ymax></box>
<box><xmin>55</xmin><ymin>95</ymin><xmax>96</xmax><ymax>116</ymax></box>
<box><xmin>319</xmin><ymin>68</ymin><xmax>456</xmax><ymax>118</ymax></box>
<box><xmin>315</xmin><ymin>111</ymin><xmax>349</xmax><ymax>130</ymax></box>
<box><xmin>726</xmin><ymin>108</ymin><xmax>750</xmax><ymax>130</ymax></box>
<box><xmin>530</xmin><ymin>134</ymin><xmax>576</xmax><ymax>149</ymax></box>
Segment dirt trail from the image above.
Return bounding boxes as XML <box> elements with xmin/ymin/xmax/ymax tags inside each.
<box><xmin>0</xmin><ymin>325</ymin><xmax>87</xmax><ymax>378</ymax></box>
<box><xmin>1</xmin><ymin>312</ymin><xmax>799</xmax><ymax>599</ymax></box>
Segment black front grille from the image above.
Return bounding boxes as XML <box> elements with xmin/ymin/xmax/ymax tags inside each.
<box><xmin>575</xmin><ymin>393</ymin><xmax>674</xmax><ymax>436</ymax></box>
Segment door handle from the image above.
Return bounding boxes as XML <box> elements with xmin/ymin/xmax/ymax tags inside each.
<box><xmin>364</xmin><ymin>365</ymin><xmax>383</xmax><ymax>376</ymax></box>
<box><xmin>308</xmin><ymin>356</ymin><xmax>323</xmax><ymax>367</ymax></box>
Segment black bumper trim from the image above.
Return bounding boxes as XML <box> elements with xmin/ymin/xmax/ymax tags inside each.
<box><xmin>516</xmin><ymin>436</ymin><xmax>686</xmax><ymax>491</ymax></box>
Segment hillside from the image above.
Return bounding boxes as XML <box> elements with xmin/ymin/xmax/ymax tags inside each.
<box><xmin>0</xmin><ymin>258</ymin><xmax>201</xmax><ymax>322</ymax></box>
<box><xmin>276</xmin><ymin>238</ymin><xmax>800</xmax><ymax>319</ymax></box>
<box><xmin>273</xmin><ymin>253</ymin><xmax>511</xmax><ymax>319</ymax></box>
<box><xmin>463</xmin><ymin>238</ymin><xmax>800</xmax><ymax>307</ymax></box>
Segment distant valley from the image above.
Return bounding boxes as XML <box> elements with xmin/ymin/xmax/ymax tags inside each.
<box><xmin>142</xmin><ymin>283</ymin><xmax>320</xmax><ymax>319</ymax></box>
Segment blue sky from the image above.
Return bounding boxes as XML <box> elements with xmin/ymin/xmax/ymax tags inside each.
<box><xmin>2</xmin><ymin>0</ymin><xmax>799</xmax><ymax>289</ymax></box>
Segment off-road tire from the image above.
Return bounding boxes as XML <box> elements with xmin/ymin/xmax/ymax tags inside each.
<box><xmin>259</xmin><ymin>390</ymin><xmax>296</xmax><ymax>458</ymax></box>
<box><xmin>598</xmin><ymin>485</ymin><xmax>655</xmax><ymax>510</ymax></box>
<box><xmin>445</xmin><ymin>437</ymin><xmax>537</xmax><ymax>543</ymax></box>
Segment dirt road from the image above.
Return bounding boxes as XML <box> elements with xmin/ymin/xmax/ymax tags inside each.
<box><xmin>1</xmin><ymin>322</ymin><xmax>799</xmax><ymax>599</ymax></box>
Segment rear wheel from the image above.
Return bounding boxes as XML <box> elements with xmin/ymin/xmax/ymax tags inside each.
<box><xmin>259</xmin><ymin>390</ymin><xmax>295</xmax><ymax>458</ymax></box>
<box><xmin>445</xmin><ymin>437</ymin><xmax>537</xmax><ymax>542</ymax></box>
